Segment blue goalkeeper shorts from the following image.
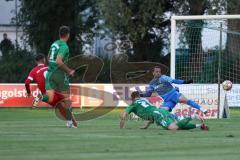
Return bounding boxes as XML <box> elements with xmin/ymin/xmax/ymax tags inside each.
<box><xmin>161</xmin><ymin>89</ymin><xmax>182</xmax><ymax>112</ymax></box>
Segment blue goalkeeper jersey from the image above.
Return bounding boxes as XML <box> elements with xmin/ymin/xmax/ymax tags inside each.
<box><xmin>143</xmin><ymin>75</ymin><xmax>184</xmax><ymax>97</ymax></box>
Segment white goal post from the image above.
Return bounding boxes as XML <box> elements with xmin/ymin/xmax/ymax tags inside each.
<box><xmin>170</xmin><ymin>15</ymin><xmax>240</xmax><ymax>119</ymax></box>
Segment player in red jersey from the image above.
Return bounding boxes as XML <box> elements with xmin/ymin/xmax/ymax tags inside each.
<box><xmin>25</xmin><ymin>54</ymin><xmax>67</xmax><ymax>107</ymax></box>
<box><xmin>26</xmin><ymin>54</ymin><xmax>77</xmax><ymax>128</ymax></box>
<box><xmin>25</xmin><ymin>54</ymin><xmax>48</xmax><ymax>96</ymax></box>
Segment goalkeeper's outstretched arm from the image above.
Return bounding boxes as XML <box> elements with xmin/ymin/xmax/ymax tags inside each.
<box><xmin>161</xmin><ymin>75</ymin><xmax>193</xmax><ymax>84</ymax></box>
<box><xmin>172</xmin><ymin>79</ymin><xmax>193</xmax><ymax>84</ymax></box>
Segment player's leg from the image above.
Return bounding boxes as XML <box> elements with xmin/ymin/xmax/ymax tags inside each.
<box><xmin>167</xmin><ymin>118</ymin><xmax>208</xmax><ymax>131</ymax></box>
<box><xmin>58</xmin><ymin>97</ymin><xmax>76</xmax><ymax>128</ymax></box>
<box><xmin>33</xmin><ymin>72</ymin><xmax>55</xmax><ymax>107</ymax></box>
<box><xmin>34</xmin><ymin>89</ymin><xmax>64</xmax><ymax>107</ymax></box>
<box><xmin>176</xmin><ymin>117</ymin><xmax>198</xmax><ymax>129</ymax></box>
<box><xmin>39</xmin><ymin>83</ymin><xmax>49</xmax><ymax>103</ymax></box>
<box><xmin>48</xmin><ymin>72</ymin><xmax>77</xmax><ymax>128</ymax></box>
<box><xmin>161</xmin><ymin>89</ymin><xmax>182</xmax><ymax>112</ymax></box>
<box><xmin>160</xmin><ymin>100</ymin><xmax>181</xmax><ymax>121</ymax></box>
<box><xmin>32</xmin><ymin>83</ymin><xmax>49</xmax><ymax>108</ymax></box>
<box><xmin>45</xmin><ymin>91</ymin><xmax>71</xmax><ymax>123</ymax></box>
<box><xmin>32</xmin><ymin>92</ymin><xmax>50</xmax><ymax>108</ymax></box>
<box><xmin>44</xmin><ymin>72</ymin><xmax>66</xmax><ymax>105</ymax></box>
<box><xmin>160</xmin><ymin>100</ymin><xmax>176</xmax><ymax>112</ymax></box>
<box><xmin>154</xmin><ymin>109</ymin><xmax>208</xmax><ymax>131</ymax></box>
<box><xmin>178</xmin><ymin>94</ymin><xmax>208</xmax><ymax>114</ymax></box>
<box><xmin>59</xmin><ymin>77</ymin><xmax>78</xmax><ymax>128</ymax></box>
<box><xmin>46</xmin><ymin>89</ymin><xmax>77</xmax><ymax>128</ymax></box>
<box><xmin>176</xmin><ymin>117</ymin><xmax>209</xmax><ymax>130</ymax></box>
<box><xmin>167</xmin><ymin>122</ymin><xmax>179</xmax><ymax>130</ymax></box>
<box><xmin>52</xmin><ymin>97</ymin><xmax>77</xmax><ymax>128</ymax></box>
<box><xmin>46</xmin><ymin>90</ymin><xmax>55</xmax><ymax>103</ymax></box>
<box><xmin>50</xmin><ymin>91</ymin><xmax>64</xmax><ymax>105</ymax></box>
<box><xmin>153</xmin><ymin>109</ymin><xmax>177</xmax><ymax>130</ymax></box>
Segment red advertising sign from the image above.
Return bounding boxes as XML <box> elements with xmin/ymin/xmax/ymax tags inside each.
<box><xmin>0</xmin><ymin>84</ymin><xmax>81</xmax><ymax>107</ymax></box>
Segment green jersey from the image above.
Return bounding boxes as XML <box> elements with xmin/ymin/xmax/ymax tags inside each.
<box><xmin>125</xmin><ymin>98</ymin><xmax>157</xmax><ymax>121</ymax></box>
<box><xmin>45</xmin><ymin>40</ymin><xmax>70</xmax><ymax>91</ymax></box>
<box><xmin>48</xmin><ymin>40</ymin><xmax>69</xmax><ymax>73</ymax></box>
<box><xmin>125</xmin><ymin>98</ymin><xmax>176</xmax><ymax>129</ymax></box>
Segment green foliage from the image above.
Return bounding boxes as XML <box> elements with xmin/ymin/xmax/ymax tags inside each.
<box><xmin>0</xmin><ymin>50</ymin><xmax>35</xmax><ymax>83</ymax></box>
<box><xmin>98</xmin><ymin>0</ymin><xmax>173</xmax><ymax>62</ymax></box>
<box><xmin>227</xmin><ymin>0</ymin><xmax>240</xmax><ymax>14</ymax></box>
<box><xmin>18</xmin><ymin>0</ymin><xmax>77</xmax><ymax>54</ymax></box>
<box><xmin>18</xmin><ymin>0</ymin><xmax>98</xmax><ymax>56</ymax></box>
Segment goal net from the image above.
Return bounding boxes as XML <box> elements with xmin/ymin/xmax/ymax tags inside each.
<box><xmin>170</xmin><ymin>15</ymin><xmax>240</xmax><ymax>119</ymax></box>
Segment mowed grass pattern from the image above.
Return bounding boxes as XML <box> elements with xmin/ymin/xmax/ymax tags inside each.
<box><xmin>0</xmin><ymin>108</ymin><xmax>240</xmax><ymax>160</ymax></box>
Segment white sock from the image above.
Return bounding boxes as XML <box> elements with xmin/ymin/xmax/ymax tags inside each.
<box><xmin>67</xmin><ymin>120</ymin><xmax>73</xmax><ymax>126</ymax></box>
<box><xmin>196</xmin><ymin>124</ymin><xmax>201</xmax><ymax>128</ymax></box>
<box><xmin>200</xmin><ymin>108</ymin><xmax>207</xmax><ymax>113</ymax></box>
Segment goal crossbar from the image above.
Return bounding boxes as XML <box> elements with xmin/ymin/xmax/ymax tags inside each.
<box><xmin>172</xmin><ymin>15</ymin><xmax>240</xmax><ymax>21</ymax></box>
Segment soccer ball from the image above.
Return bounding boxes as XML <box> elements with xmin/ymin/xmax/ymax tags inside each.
<box><xmin>222</xmin><ymin>80</ymin><xmax>232</xmax><ymax>91</ymax></box>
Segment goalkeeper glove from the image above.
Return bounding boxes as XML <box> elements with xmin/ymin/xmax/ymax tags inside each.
<box><xmin>184</xmin><ymin>80</ymin><xmax>193</xmax><ymax>84</ymax></box>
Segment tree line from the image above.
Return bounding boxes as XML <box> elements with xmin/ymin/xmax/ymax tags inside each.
<box><xmin>1</xmin><ymin>0</ymin><xmax>239</xmax><ymax>83</ymax></box>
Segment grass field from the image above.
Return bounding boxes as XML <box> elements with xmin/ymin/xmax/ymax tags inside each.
<box><xmin>0</xmin><ymin>108</ymin><xmax>240</xmax><ymax>160</ymax></box>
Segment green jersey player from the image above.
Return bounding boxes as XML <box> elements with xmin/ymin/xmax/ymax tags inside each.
<box><xmin>33</xmin><ymin>26</ymin><xmax>77</xmax><ymax>128</ymax></box>
<box><xmin>45</xmin><ymin>27</ymin><xmax>74</xmax><ymax>92</ymax></box>
<box><xmin>120</xmin><ymin>91</ymin><xmax>209</xmax><ymax>131</ymax></box>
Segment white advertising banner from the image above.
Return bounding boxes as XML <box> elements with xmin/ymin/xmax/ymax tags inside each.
<box><xmin>173</xmin><ymin>84</ymin><xmax>225</xmax><ymax>119</ymax></box>
<box><xmin>225</xmin><ymin>84</ymin><xmax>240</xmax><ymax>107</ymax></box>
<box><xmin>0</xmin><ymin>83</ymin><xmax>231</xmax><ymax>119</ymax></box>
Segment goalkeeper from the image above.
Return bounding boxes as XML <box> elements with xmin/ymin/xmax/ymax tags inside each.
<box><xmin>136</xmin><ymin>66</ymin><xmax>208</xmax><ymax>114</ymax></box>
<box><xmin>120</xmin><ymin>91</ymin><xmax>209</xmax><ymax>131</ymax></box>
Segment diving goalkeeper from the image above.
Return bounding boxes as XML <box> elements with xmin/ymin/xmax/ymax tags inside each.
<box><xmin>136</xmin><ymin>66</ymin><xmax>208</xmax><ymax>114</ymax></box>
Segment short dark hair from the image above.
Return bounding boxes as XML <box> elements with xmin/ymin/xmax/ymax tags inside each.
<box><xmin>35</xmin><ymin>54</ymin><xmax>45</xmax><ymax>61</ymax></box>
<box><xmin>152</xmin><ymin>66</ymin><xmax>161</xmax><ymax>72</ymax></box>
<box><xmin>59</xmin><ymin>26</ymin><xmax>70</xmax><ymax>38</ymax></box>
<box><xmin>131</xmin><ymin>91</ymin><xmax>140</xmax><ymax>101</ymax></box>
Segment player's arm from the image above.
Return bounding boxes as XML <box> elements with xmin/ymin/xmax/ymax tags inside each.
<box><xmin>161</xmin><ymin>75</ymin><xmax>193</xmax><ymax>84</ymax></box>
<box><xmin>24</xmin><ymin>69</ymin><xmax>35</xmax><ymax>97</ymax></box>
<box><xmin>120</xmin><ymin>112</ymin><xmax>128</xmax><ymax>129</ymax></box>
<box><xmin>120</xmin><ymin>105</ymin><xmax>134</xmax><ymax>129</ymax></box>
<box><xmin>56</xmin><ymin>55</ymin><xmax>74</xmax><ymax>76</ymax></box>
<box><xmin>140</xmin><ymin>120</ymin><xmax>154</xmax><ymax>129</ymax></box>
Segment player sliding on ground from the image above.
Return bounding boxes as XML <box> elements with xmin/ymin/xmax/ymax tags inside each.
<box><xmin>32</xmin><ymin>26</ymin><xmax>77</xmax><ymax>128</ymax></box>
<box><xmin>136</xmin><ymin>66</ymin><xmax>208</xmax><ymax>114</ymax></box>
<box><xmin>120</xmin><ymin>91</ymin><xmax>209</xmax><ymax>131</ymax></box>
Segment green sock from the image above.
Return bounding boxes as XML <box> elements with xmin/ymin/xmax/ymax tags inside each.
<box><xmin>180</xmin><ymin>123</ymin><xmax>196</xmax><ymax>130</ymax></box>
<box><xmin>66</xmin><ymin>107</ymin><xmax>73</xmax><ymax>121</ymax></box>
<box><xmin>177</xmin><ymin>117</ymin><xmax>195</xmax><ymax>130</ymax></box>
<box><xmin>42</xmin><ymin>94</ymin><xmax>49</xmax><ymax>102</ymax></box>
